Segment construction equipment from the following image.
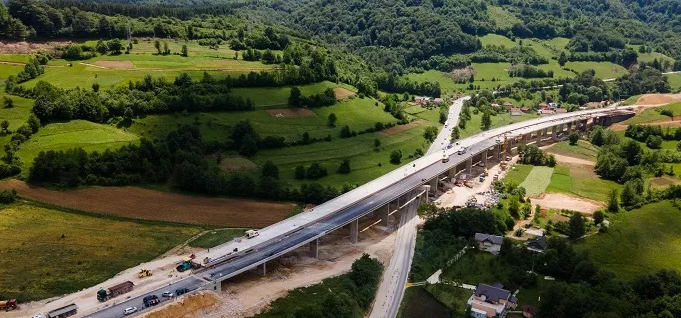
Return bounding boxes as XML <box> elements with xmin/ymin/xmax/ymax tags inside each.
<box><xmin>47</xmin><ymin>304</ymin><xmax>77</xmax><ymax>318</ymax></box>
<box><xmin>138</xmin><ymin>268</ymin><xmax>152</xmax><ymax>279</ymax></box>
<box><xmin>176</xmin><ymin>257</ymin><xmax>202</xmax><ymax>272</ymax></box>
<box><xmin>245</xmin><ymin>229</ymin><xmax>259</xmax><ymax>238</ymax></box>
<box><xmin>0</xmin><ymin>299</ymin><xmax>17</xmax><ymax>311</ymax></box>
<box><xmin>484</xmin><ymin>168</ymin><xmax>489</xmax><ymax>176</ymax></box>
<box><xmin>441</xmin><ymin>149</ymin><xmax>449</xmax><ymax>163</ymax></box>
<box><xmin>97</xmin><ymin>281</ymin><xmax>134</xmax><ymax>302</ymax></box>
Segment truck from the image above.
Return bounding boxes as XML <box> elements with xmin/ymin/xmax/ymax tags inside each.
<box><xmin>97</xmin><ymin>281</ymin><xmax>134</xmax><ymax>302</ymax></box>
<box><xmin>46</xmin><ymin>304</ymin><xmax>77</xmax><ymax>318</ymax></box>
<box><xmin>176</xmin><ymin>257</ymin><xmax>202</xmax><ymax>272</ymax></box>
<box><xmin>245</xmin><ymin>229</ymin><xmax>259</xmax><ymax>238</ymax></box>
<box><xmin>0</xmin><ymin>299</ymin><xmax>17</xmax><ymax>311</ymax></box>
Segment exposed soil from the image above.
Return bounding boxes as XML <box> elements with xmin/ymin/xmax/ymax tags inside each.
<box><xmin>610</xmin><ymin>123</ymin><xmax>628</xmax><ymax>132</ymax></box>
<box><xmin>0</xmin><ymin>179</ymin><xmax>294</xmax><ymax>227</ymax></box>
<box><xmin>93</xmin><ymin>60</ymin><xmax>134</xmax><ymax>69</ymax></box>
<box><xmin>265</xmin><ymin>108</ymin><xmax>316</xmax><ymax>118</ymax></box>
<box><xmin>0</xmin><ymin>41</ymin><xmax>65</xmax><ymax>54</ymax></box>
<box><xmin>532</xmin><ymin>193</ymin><xmax>604</xmax><ymax>215</ymax></box>
<box><xmin>381</xmin><ymin>120</ymin><xmax>425</xmax><ymax>136</ymax></box>
<box><xmin>649</xmin><ymin>176</ymin><xmax>681</xmax><ymax>188</ymax></box>
<box><xmin>548</xmin><ymin>153</ymin><xmax>596</xmax><ymax>166</ymax></box>
<box><xmin>333</xmin><ymin>87</ymin><xmax>356</xmax><ymax>100</ymax></box>
<box><xmin>142</xmin><ymin>291</ymin><xmax>222</xmax><ymax>318</ymax></box>
<box><xmin>217</xmin><ymin>156</ymin><xmax>258</xmax><ymax>173</ymax></box>
<box><xmin>448</xmin><ymin>66</ymin><xmax>476</xmax><ymax>81</ymax></box>
<box><xmin>635</xmin><ymin>93</ymin><xmax>681</xmax><ymax>106</ymax></box>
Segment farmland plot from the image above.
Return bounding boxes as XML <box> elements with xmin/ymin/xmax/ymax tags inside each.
<box><xmin>520</xmin><ymin>166</ymin><xmax>554</xmax><ymax>197</ymax></box>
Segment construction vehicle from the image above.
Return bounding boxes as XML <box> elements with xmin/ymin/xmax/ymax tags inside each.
<box><xmin>176</xmin><ymin>257</ymin><xmax>202</xmax><ymax>272</ymax></box>
<box><xmin>138</xmin><ymin>268</ymin><xmax>152</xmax><ymax>278</ymax></box>
<box><xmin>97</xmin><ymin>281</ymin><xmax>134</xmax><ymax>302</ymax></box>
<box><xmin>500</xmin><ymin>135</ymin><xmax>509</xmax><ymax>171</ymax></box>
<box><xmin>484</xmin><ymin>168</ymin><xmax>489</xmax><ymax>176</ymax></box>
<box><xmin>441</xmin><ymin>149</ymin><xmax>449</xmax><ymax>163</ymax></box>
<box><xmin>245</xmin><ymin>229</ymin><xmax>259</xmax><ymax>238</ymax></box>
<box><xmin>0</xmin><ymin>299</ymin><xmax>17</xmax><ymax>311</ymax></box>
<box><xmin>46</xmin><ymin>304</ymin><xmax>77</xmax><ymax>318</ymax></box>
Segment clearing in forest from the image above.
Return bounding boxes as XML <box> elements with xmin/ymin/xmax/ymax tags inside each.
<box><xmin>333</xmin><ymin>87</ymin><xmax>355</xmax><ymax>100</ymax></box>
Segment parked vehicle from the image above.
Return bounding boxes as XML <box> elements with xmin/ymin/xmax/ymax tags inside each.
<box><xmin>0</xmin><ymin>299</ymin><xmax>17</xmax><ymax>311</ymax></box>
<box><xmin>175</xmin><ymin>288</ymin><xmax>190</xmax><ymax>296</ymax></box>
<box><xmin>245</xmin><ymin>229</ymin><xmax>259</xmax><ymax>238</ymax></box>
<box><xmin>46</xmin><ymin>304</ymin><xmax>77</xmax><ymax>318</ymax></box>
<box><xmin>97</xmin><ymin>281</ymin><xmax>134</xmax><ymax>302</ymax></box>
<box><xmin>162</xmin><ymin>291</ymin><xmax>174</xmax><ymax>298</ymax></box>
<box><xmin>123</xmin><ymin>307</ymin><xmax>137</xmax><ymax>315</ymax></box>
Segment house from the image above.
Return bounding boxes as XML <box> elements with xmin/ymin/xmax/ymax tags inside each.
<box><xmin>510</xmin><ymin>108</ymin><xmax>522</xmax><ymax>116</ymax></box>
<box><xmin>475</xmin><ymin>233</ymin><xmax>503</xmax><ymax>254</ymax></box>
<box><xmin>538</xmin><ymin>102</ymin><xmax>549</xmax><ymax>110</ymax></box>
<box><xmin>538</xmin><ymin>109</ymin><xmax>554</xmax><ymax>116</ymax></box>
<box><xmin>414</xmin><ymin>96</ymin><xmax>431</xmax><ymax>105</ymax></box>
<box><xmin>520</xmin><ymin>107</ymin><xmax>530</xmax><ymax>113</ymax></box>
<box><xmin>503</xmin><ymin>102</ymin><xmax>514</xmax><ymax>110</ymax></box>
<box><xmin>548</xmin><ymin>102</ymin><xmax>558</xmax><ymax>110</ymax></box>
<box><xmin>526</xmin><ymin>235</ymin><xmax>547</xmax><ymax>253</ymax></box>
<box><xmin>522</xmin><ymin>305</ymin><xmax>538</xmax><ymax>318</ymax></box>
<box><xmin>433</xmin><ymin>98</ymin><xmax>444</xmax><ymax>104</ymax></box>
<box><xmin>556</xmin><ymin>108</ymin><xmax>568</xmax><ymax>114</ymax></box>
<box><xmin>491</xmin><ymin>103</ymin><xmax>500</xmax><ymax>108</ymax></box>
<box><xmin>467</xmin><ymin>283</ymin><xmax>518</xmax><ymax>318</ymax></box>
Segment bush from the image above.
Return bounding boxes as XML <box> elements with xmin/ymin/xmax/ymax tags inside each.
<box><xmin>0</xmin><ymin>189</ymin><xmax>17</xmax><ymax>204</ymax></box>
<box><xmin>337</xmin><ymin>159</ymin><xmax>351</xmax><ymax>174</ymax></box>
<box><xmin>569</xmin><ymin>132</ymin><xmax>579</xmax><ymax>145</ymax></box>
<box><xmin>390</xmin><ymin>150</ymin><xmax>402</xmax><ymax>164</ymax></box>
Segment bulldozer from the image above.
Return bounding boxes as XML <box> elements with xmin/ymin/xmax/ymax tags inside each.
<box><xmin>138</xmin><ymin>268</ymin><xmax>152</xmax><ymax>279</ymax></box>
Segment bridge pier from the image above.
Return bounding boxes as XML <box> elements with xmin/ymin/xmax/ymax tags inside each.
<box><xmin>482</xmin><ymin>149</ymin><xmax>488</xmax><ymax>167</ymax></box>
<box><xmin>430</xmin><ymin>177</ymin><xmax>438</xmax><ymax>193</ymax></box>
<box><xmin>494</xmin><ymin>144</ymin><xmax>501</xmax><ymax>160</ymax></box>
<box><xmin>262</xmin><ymin>262</ymin><xmax>267</xmax><ymax>276</ymax></box>
<box><xmin>448</xmin><ymin>166</ymin><xmax>457</xmax><ymax>179</ymax></box>
<box><xmin>466</xmin><ymin>157</ymin><xmax>472</xmax><ymax>175</ymax></box>
<box><xmin>350</xmin><ymin>219</ymin><xmax>358</xmax><ymax>244</ymax></box>
<box><xmin>310</xmin><ymin>239</ymin><xmax>319</xmax><ymax>258</ymax></box>
<box><xmin>380</xmin><ymin>204</ymin><xmax>390</xmax><ymax>227</ymax></box>
<box><xmin>581</xmin><ymin>119</ymin><xmax>588</xmax><ymax>132</ymax></box>
<box><xmin>552</xmin><ymin>125</ymin><xmax>558</xmax><ymax>140</ymax></box>
<box><xmin>567</xmin><ymin>122</ymin><xmax>573</xmax><ymax>134</ymax></box>
<box><xmin>209</xmin><ymin>279</ymin><xmax>222</xmax><ymax>293</ymax></box>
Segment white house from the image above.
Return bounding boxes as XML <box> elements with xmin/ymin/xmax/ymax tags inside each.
<box><xmin>475</xmin><ymin>233</ymin><xmax>503</xmax><ymax>254</ymax></box>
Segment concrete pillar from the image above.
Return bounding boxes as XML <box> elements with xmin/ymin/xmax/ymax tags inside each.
<box><xmin>482</xmin><ymin>149</ymin><xmax>488</xmax><ymax>167</ymax></box>
<box><xmin>567</xmin><ymin>122</ymin><xmax>573</xmax><ymax>134</ymax></box>
<box><xmin>380</xmin><ymin>204</ymin><xmax>389</xmax><ymax>227</ymax></box>
<box><xmin>448</xmin><ymin>167</ymin><xmax>457</xmax><ymax>178</ymax></box>
<box><xmin>522</xmin><ymin>134</ymin><xmax>529</xmax><ymax>145</ymax></box>
<box><xmin>494</xmin><ymin>145</ymin><xmax>500</xmax><ymax>160</ymax></box>
<box><xmin>582</xmin><ymin>119</ymin><xmax>588</xmax><ymax>132</ymax></box>
<box><xmin>552</xmin><ymin>125</ymin><xmax>558</xmax><ymax>140</ymax></box>
<box><xmin>350</xmin><ymin>219</ymin><xmax>358</xmax><ymax>244</ymax></box>
<box><xmin>466</xmin><ymin>157</ymin><xmax>472</xmax><ymax>175</ymax></box>
<box><xmin>430</xmin><ymin>177</ymin><xmax>438</xmax><ymax>193</ymax></box>
<box><xmin>262</xmin><ymin>262</ymin><xmax>267</xmax><ymax>276</ymax></box>
<box><xmin>310</xmin><ymin>239</ymin><xmax>319</xmax><ymax>258</ymax></box>
<box><xmin>210</xmin><ymin>280</ymin><xmax>221</xmax><ymax>292</ymax></box>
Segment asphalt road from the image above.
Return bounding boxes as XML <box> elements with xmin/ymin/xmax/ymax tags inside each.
<box><xmin>84</xmin><ymin>277</ymin><xmax>205</xmax><ymax>318</ymax></box>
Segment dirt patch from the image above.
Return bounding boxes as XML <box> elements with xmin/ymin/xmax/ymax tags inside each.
<box><xmin>0</xmin><ymin>41</ymin><xmax>64</xmax><ymax>54</ymax></box>
<box><xmin>265</xmin><ymin>108</ymin><xmax>316</xmax><ymax>118</ymax></box>
<box><xmin>548</xmin><ymin>153</ymin><xmax>595</xmax><ymax>166</ymax></box>
<box><xmin>448</xmin><ymin>66</ymin><xmax>476</xmax><ymax>81</ymax></box>
<box><xmin>381</xmin><ymin>120</ymin><xmax>425</xmax><ymax>136</ymax></box>
<box><xmin>142</xmin><ymin>291</ymin><xmax>221</xmax><ymax>318</ymax></box>
<box><xmin>218</xmin><ymin>156</ymin><xmax>257</xmax><ymax>173</ymax></box>
<box><xmin>532</xmin><ymin>193</ymin><xmax>604</xmax><ymax>215</ymax></box>
<box><xmin>610</xmin><ymin>123</ymin><xmax>628</xmax><ymax>132</ymax></box>
<box><xmin>0</xmin><ymin>179</ymin><xmax>294</xmax><ymax>227</ymax></box>
<box><xmin>211</xmin><ymin>59</ymin><xmax>239</xmax><ymax>66</ymax></box>
<box><xmin>93</xmin><ymin>60</ymin><xmax>134</xmax><ymax>69</ymax></box>
<box><xmin>635</xmin><ymin>93</ymin><xmax>681</xmax><ymax>106</ymax></box>
<box><xmin>333</xmin><ymin>87</ymin><xmax>355</xmax><ymax>100</ymax></box>
<box><xmin>649</xmin><ymin>176</ymin><xmax>681</xmax><ymax>188</ymax></box>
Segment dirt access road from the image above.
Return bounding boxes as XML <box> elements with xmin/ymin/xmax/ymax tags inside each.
<box><xmin>0</xmin><ymin>179</ymin><xmax>294</xmax><ymax>227</ymax></box>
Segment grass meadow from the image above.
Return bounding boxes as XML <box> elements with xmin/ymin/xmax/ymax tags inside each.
<box><xmin>188</xmin><ymin>228</ymin><xmax>245</xmax><ymax>249</ymax></box>
<box><xmin>577</xmin><ymin>200</ymin><xmax>681</xmax><ymax>280</ymax></box>
<box><xmin>503</xmin><ymin>163</ymin><xmax>533</xmax><ymax>184</ymax></box>
<box><xmin>547</xmin><ymin>140</ymin><xmax>598</xmax><ymax>161</ymax></box>
<box><xmin>460</xmin><ymin>111</ymin><xmax>537</xmax><ymax>138</ymax></box>
<box><xmin>0</xmin><ymin>202</ymin><xmax>201</xmax><ymax>301</ymax></box>
<box><xmin>546</xmin><ymin>164</ymin><xmax>621</xmax><ymax>202</ymax></box>
<box><xmin>520</xmin><ymin>166</ymin><xmax>554</xmax><ymax>197</ymax></box>
<box><xmin>0</xmin><ymin>91</ymin><xmax>34</xmax><ymax>150</ymax></box>
<box><xmin>623</xmin><ymin>102</ymin><xmax>681</xmax><ymax>124</ymax></box>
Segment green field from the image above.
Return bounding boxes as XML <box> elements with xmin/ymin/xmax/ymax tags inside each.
<box><xmin>402</xmin><ymin>70</ymin><xmax>459</xmax><ymax>94</ymax></box>
<box><xmin>668</xmin><ymin>73</ymin><xmax>681</xmax><ymax>92</ymax></box>
<box><xmin>188</xmin><ymin>228</ymin><xmax>244</xmax><ymax>249</ymax></box>
<box><xmin>546</xmin><ymin>140</ymin><xmax>598</xmax><ymax>161</ymax></box>
<box><xmin>546</xmin><ymin>164</ymin><xmax>621</xmax><ymax>202</ymax></box>
<box><xmin>460</xmin><ymin>111</ymin><xmax>537</xmax><ymax>138</ymax></box>
<box><xmin>577</xmin><ymin>201</ymin><xmax>681</xmax><ymax>280</ymax></box>
<box><xmin>479</xmin><ymin>33</ymin><xmax>517</xmax><ymax>48</ymax></box>
<box><xmin>0</xmin><ymin>91</ymin><xmax>34</xmax><ymax>150</ymax></box>
<box><xmin>520</xmin><ymin>166</ymin><xmax>554</xmax><ymax>197</ymax></box>
<box><xmin>623</xmin><ymin>101</ymin><xmax>681</xmax><ymax>124</ymax></box>
<box><xmin>16</xmin><ymin>120</ymin><xmax>140</xmax><ymax>170</ymax></box>
<box><xmin>231</xmin><ymin>81</ymin><xmax>353</xmax><ymax>108</ymax></box>
<box><xmin>128</xmin><ymin>97</ymin><xmax>394</xmax><ymax>142</ymax></box>
<box><xmin>564</xmin><ymin>61</ymin><xmax>627</xmax><ymax>79</ymax></box>
<box><xmin>0</xmin><ymin>202</ymin><xmax>201</xmax><ymax>301</ymax></box>
<box><xmin>399</xmin><ymin>286</ymin><xmax>452</xmax><ymax>318</ymax></box>
<box><xmin>255</xmin><ymin>124</ymin><xmax>429</xmax><ymax>187</ymax></box>
<box><xmin>627</xmin><ymin>45</ymin><xmax>675</xmax><ymax>64</ymax></box>
<box><xmin>504</xmin><ymin>163</ymin><xmax>533</xmax><ymax>184</ymax></box>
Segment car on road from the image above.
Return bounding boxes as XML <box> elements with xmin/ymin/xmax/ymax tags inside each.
<box><xmin>143</xmin><ymin>295</ymin><xmax>160</xmax><ymax>307</ymax></box>
<box><xmin>162</xmin><ymin>291</ymin><xmax>174</xmax><ymax>298</ymax></box>
<box><xmin>175</xmin><ymin>288</ymin><xmax>190</xmax><ymax>296</ymax></box>
<box><xmin>447</xmin><ymin>144</ymin><xmax>453</xmax><ymax>149</ymax></box>
<box><xmin>124</xmin><ymin>307</ymin><xmax>137</xmax><ymax>315</ymax></box>
<box><xmin>457</xmin><ymin>147</ymin><xmax>467</xmax><ymax>155</ymax></box>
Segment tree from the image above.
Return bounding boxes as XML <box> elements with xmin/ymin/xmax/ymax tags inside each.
<box><xmin>374</xmin><ymin>138</ymin><xmax>381</xmax><ymax>149</ymax></box>
<box><xmin>481</xmin><ymin>111</ymin><xmax>491</xmax><ymax>130</ymax></box>
<box><xmin>163</xmin><ymin>41</ymin><xmax>170</xmax><ymax>55</ymax></box>
<box><xmin>451</xmin><ymin>126</ymin><xmax>460</xmax><ymax>140</ymax></box>
<box><xmin>439</xmin><ymin>111</ymin><xmax>447</xmax><ymax>124</ymax></box>
<box><xmin>92</xmin><ymin>83</ymin><xmax>100</xmax><ymax>92</ymax></box>
<box><xmin>154</xmin><ymin>40</ymin><xmax>161</xmax><ymax>54</ymax></box>
<box><xmin>3</xmin><ymin>96</ymin><xmax>12</xmax><ymax>108</ymax></box>
<box><xmin>261</xmin><ymin>160</ymin><xmax>279</xmax><ymax>179</ymax></box>
<box><xmin>593</xmin><ymin>211</ymin><xmax>604</xmax><ymax>225</ymax></box>
<box><xmin>607</xmin><ymin>189</ymin><xmax>619</xmax><ymax>212</ymax></box>
<box><xmin>568</xmin><ymin>213</ymin><xmax>586</xmax><ymax>240</ymax></box>
<box><xmin>390</xmin><ymin>150</ymin><xmax>402</xmax><ymax>164</ymax></box>
<box><xmin>181</xmin><ymin>44</ymin><xmax>188</xmax><ymax>57</ymax></box>
<box><xmin>27</xmin><ymin>114</ymin><xmax>40</xmax><ymax>133</ymax></box>
<box><xmin>288</xmin><ymin>86</ymin><xmax>301</xmax><ymax>106</ymax></box>
<box><xmin>558</xmin><ymin>51</ymin><xmax>567</xmax><ymax>67</ymax></box>
<box><xmin>294</xmin><ymin>165</ymin><xmax>306</xmax><ymax>179</ymax></box>
<box><xmin>508</xmin><ymin>196</ymin><xmax>521</xmax><ymax>219</ymax></box>
<box><xmin>0</xmin><ymin>120</ymin><xmax>8</xmax><ymax>133</ymax></box>
<box><xmin>95</xmin><ymin>40</ymin><xmax>108</xmax><ymax>55</ymax></box>
<box><xmin>337</xmin><ymin>159</ymin><xmax>351</xmax><ymax>174</ymax></box>
<box><xmin>569</xmin><ymin>132</ymin><xmax>579</xmax><ymax>145</ymax></box>
<box><xmin>306</xmin><ymin>163</ymin><xmax>328</xmax><ymax>179</ymax></box>
<box><xmin>107</xmin><ymin>39</ymin><xmax>123</xmax><ymax>54</ymax></box>
<box><xmin>327</xmin><ymin>113</ymin><xmax>337</xmax><ymax>127</ymax></box>
<box><xmin>423</xmin><ymin>126</ymin><xmax>438</xmax><ymax>142</ymax></box>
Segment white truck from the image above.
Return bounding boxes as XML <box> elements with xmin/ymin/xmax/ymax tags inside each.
<box><xmin>245</xmin><ymin>229</ymin><xmax>260</xmax><ymax>239</ymax></box>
